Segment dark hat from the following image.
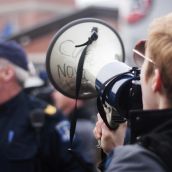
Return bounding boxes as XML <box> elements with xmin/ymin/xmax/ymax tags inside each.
<box><xmin>0</xmin><ymin>41</ymin><xmax>28</xmax><ymax>71</ymax></box>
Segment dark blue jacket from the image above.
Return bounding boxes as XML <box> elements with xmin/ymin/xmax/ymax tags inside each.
<box><xmin>0</xmin><ymin>91</ymin><xmax>83</xmax><ymax>172</ymax></box>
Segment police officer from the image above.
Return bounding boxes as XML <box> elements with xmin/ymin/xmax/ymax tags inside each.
<box><xmin>0</xmin><ymin>41</ymin><xmax>83</xmax><ymax>172</ymax></box>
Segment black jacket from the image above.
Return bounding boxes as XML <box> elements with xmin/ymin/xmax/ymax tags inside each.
<box><xmin>105</xmin><ymin>109</ymin><xmax>172</xmax><ymax>172</ymax></box>
<box><xmin>130</xmin><ymin>109</ymin><xmax>172</xmax><ymax>172</ymax></box>
<box><xmin>0</xmin><ymin>91</ymin><xmax>83</xmax><ymax>172</ymax></box>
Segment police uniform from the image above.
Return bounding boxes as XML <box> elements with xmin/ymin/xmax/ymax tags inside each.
<box><xmin>0</xmin><ymin>91</ymin><xmax>83</xmax><ymax>172</ymax></box>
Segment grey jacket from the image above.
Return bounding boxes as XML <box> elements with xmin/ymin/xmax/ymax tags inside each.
<box><xmin>106</xmin><ymin>144</ymin><xmax>167</xmax><ymax>172</ymax></box>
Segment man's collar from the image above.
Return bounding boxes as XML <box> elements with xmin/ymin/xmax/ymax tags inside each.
<box><xmin>129</xmin><ymin>108</ymin><xmax>172</xmax><ymax>143</ymax></box>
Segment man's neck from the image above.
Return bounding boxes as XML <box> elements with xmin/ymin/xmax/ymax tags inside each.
<box><xmin>159</xmin><ymin>97</ymin><xmax>171</xmax><ymax>109</ymax></box>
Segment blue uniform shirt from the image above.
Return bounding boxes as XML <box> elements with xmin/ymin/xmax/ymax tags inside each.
<box><xmin>0</xmin><ymin>91</ymin><xmax>83</xmax><ymax>172</ymax></box>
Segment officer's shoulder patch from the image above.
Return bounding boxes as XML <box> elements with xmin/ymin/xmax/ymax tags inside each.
<box><xmin>55</xmin><ymin>120</ymin><xmax>70</xmax><ymax>142</ymax></box>
<box><xmin>44</xmin><ymin>105</ymin><xmax>57</xmax><ymax>116</ymax></box>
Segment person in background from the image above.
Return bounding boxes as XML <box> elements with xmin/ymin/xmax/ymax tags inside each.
<box><xmin>94</xmin><ymin>13</ymin><xmax>172</xmax><ymax>172</ymax></box>
<box><xmin>24</xmin><ymin>70</ymin><xmax>55</xmax><ymax>106</ymax></box>
<box><xmin>52</xmin><ymin>91</ymin><xmax>98</xmax><ymax>172</ymax></box>
<box><xmin>0</xmin><ymin>41</ymin><xmax>84</xmax><ymax>172</ymax></box>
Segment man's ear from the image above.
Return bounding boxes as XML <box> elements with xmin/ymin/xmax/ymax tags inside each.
<box><xmin>1</xmin><ymin>66</ymin><xmax>15</xmax><ymax>82</ymax></box>
<box><xmin>152</xmin><ymin>69</ymin><xmax>162</xmax><ymax>93</ymax></box>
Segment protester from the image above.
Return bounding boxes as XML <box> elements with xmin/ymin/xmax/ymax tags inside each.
<box><xmin>0</xmin><ymin>41</ymin><xmax>84</xmax><ymax>172</ymax></box>
<box><xmin>94</xmin><ymin>13</ymin><xmax>172</xmax><ymax>172</ymax></box>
